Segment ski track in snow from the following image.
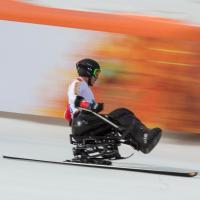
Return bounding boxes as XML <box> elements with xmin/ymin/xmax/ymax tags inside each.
<box><xmin>0</xmin><ymin>117</ymin><xmax>199</xmax><ymax>200</ymax></box>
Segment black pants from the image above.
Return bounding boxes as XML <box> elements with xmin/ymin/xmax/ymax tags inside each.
<box><xmin>71</xmin><ymin>108</ymin><xmax>143</xmax><ymax>137</ymax></box>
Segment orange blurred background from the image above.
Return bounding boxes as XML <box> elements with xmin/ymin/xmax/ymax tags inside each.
<box><xmin>0</xmin><ymin>0</ymin><xmax>200</xmax><ymax>134</ymax></box>
<box><xmin>40</xmin><ymin>35</ymin><xmax>200</xmax><ymax>133</ymax></box>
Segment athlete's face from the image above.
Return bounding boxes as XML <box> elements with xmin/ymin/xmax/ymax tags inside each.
<box><xmin>91</xmin><ymin>71</ymin><xmax>100</xmax><ymax>85</ymax></box>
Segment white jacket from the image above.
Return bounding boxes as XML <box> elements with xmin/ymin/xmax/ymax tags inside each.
<box><xmin>67</xmin><ymin>77</ymin><xmax>95</xmax><ymax>116</ymax></box>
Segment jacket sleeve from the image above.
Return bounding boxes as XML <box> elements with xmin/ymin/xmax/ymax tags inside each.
<box><xmin>67</xmin><ymin>80</ymin><xmax>83</xmax><ymax>115</ymax></box>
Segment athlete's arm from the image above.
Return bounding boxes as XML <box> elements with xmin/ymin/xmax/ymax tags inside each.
<box><xmin>75</xmin><ymin>96</ymin><xmax>104</xmax><ymax>113</ymax></box>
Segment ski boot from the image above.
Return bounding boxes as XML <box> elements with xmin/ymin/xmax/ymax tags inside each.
<box><xmin>128</xmin><ymin>126</ymin><xmax>162</xmax><ymax>154</ymax></box>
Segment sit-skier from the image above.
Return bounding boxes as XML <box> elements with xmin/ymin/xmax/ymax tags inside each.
<box><xmin>65</xmin><ymin>58</ymin><xmax>162</xmax><ymax>161</ymax></box>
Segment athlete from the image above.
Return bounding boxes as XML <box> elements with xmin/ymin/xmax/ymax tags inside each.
<box><xmin>65</xmin><ymin>58</ymin><xmax>162</xmax><ymax>154</ymax></box>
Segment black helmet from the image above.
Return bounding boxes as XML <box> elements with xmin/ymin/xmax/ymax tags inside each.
<box><xmin>76</xmin><ymin>58</ymin><xmax>101</xmax><ymax>78</ymax></box>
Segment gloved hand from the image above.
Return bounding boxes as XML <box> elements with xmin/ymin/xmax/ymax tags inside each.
<box><xmin>75</xmin><ymin>96</ymin><xmax>104</xmax><ymax>113</ymax></box>
<box><xmin>90</xmin><ymin>102</ymin><xmax>104</xmax><ymax>113</ymax></box>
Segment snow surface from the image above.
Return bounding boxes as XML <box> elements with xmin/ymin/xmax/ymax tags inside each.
<box><xmin>0</xmin><ymin>117</ymin><xmax>199</xmax><ymax>200</ymax></box>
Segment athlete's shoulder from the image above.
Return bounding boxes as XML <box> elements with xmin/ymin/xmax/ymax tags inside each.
<box><xmin>69</xmin><ymin>77</ymin><xmax>85</xmax><ymax>95</ymax></box>
<box><xmin>69</xmin><ymin>77</ymin><xmax>82</xmax><ymax>86</ymax></box>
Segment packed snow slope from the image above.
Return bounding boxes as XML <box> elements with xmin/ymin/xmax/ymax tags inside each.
<box><xmin>0</xmin><ymin>117</ymin><xmax>199</xmax><ymax>200</ymax></box>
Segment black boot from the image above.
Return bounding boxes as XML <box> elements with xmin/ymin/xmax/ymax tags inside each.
<box><xmin>132</xmin><ymin>126</ymin><xmax>162</xmax><ymax>154</ymax></box>
<box><xmin>106</xmin><ymin>108</ymin><xmax>162</xmax><ymax>154</ymax></box>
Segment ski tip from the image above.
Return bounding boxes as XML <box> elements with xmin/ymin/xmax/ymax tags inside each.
<box><xmin>188</xmin><ymin>172</ymin><xmax>198</xmax><ymax>177</ymax></box>
<box><xmin>3</xmin><ymin>155</ymin><xmax>11</xmax><ymax>159</ymax></box>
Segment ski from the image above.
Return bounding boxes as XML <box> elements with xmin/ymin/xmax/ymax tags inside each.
<box><xmin>3</xmin><ymin>155</ymin><xmax>198</xmax><ymax>177</ymax></box>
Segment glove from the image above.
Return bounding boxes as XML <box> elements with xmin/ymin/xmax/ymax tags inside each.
<box><xmin>75</xmin><ymin>96</ymin><xmax>104</xmax><ymax>113</ymax></box>
<box><xmin>90</xmin><ymin>102</ymin><xmax>104</xmax><ymax>113</ymax></box>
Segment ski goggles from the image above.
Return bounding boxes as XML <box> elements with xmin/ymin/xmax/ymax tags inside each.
<box><xmin>92</xmin><ymin>68</ymin><xmax>101</xmax><ymax>78</ymax></box>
